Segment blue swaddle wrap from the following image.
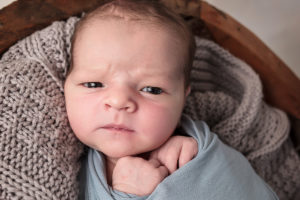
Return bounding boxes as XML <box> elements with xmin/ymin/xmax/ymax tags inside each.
<box><xmin>79</xmin><ymin>115</ymin><xmax>279</xmax><ymax>200</ymax></box>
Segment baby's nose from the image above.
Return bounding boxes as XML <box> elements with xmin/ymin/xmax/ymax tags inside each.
<box><xmin>104</xmin><ymin>90</ymin><xmax>137</xmax><ymax>113</ymax></box>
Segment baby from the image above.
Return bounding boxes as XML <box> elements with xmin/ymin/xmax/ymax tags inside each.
<box><xmin>64</xmin><ymin>0</ymin><xmax>279</xmax><ymax>199</ymax></box>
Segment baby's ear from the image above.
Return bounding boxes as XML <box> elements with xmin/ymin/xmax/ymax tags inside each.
<box><xmin>185</xmin><ymin>85</ymin><xmax>191</xmax><ymax>98</ymax></box>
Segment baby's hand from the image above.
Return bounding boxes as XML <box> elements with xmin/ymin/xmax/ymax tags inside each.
<box><xmin>112</xmin><ymin>156</ymin><xmax>168</xmax><ymax>196</ymax></box>
<box><xmin>150</xmin><ymin>136</ymin><xmax>198</xmax><ymax>174</ymax></box>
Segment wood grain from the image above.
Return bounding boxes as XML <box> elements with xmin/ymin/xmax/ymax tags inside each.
<box><xmin>0</xmin><ymin>0</ymin><xmax>106</xmax><ymax>54</ymax></box>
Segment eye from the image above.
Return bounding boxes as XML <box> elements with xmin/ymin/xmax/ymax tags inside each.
<box><xmin>83</xmin><ymin>82</ymin><xmax>103</xmax><ymax>88</ymax></box>
<box><xmin>141</xmin><ymin>86</ymin><xmax>163</xmax><ymax>95</ymax></box>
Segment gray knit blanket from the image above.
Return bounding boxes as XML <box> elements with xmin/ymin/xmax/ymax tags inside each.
<box><xmin>0</xmin><ymin>17</ymin><xmax>299</xmax><ymax>200</ymax></box>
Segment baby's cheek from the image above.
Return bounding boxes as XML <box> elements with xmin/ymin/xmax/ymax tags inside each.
<box><xmin>66</xmin><ymin>96</ymin><xmax>95</xmax><ymax>137</ymax></box>
<box><xmin>66</xmin><ymin>107</ymin><xmax>86</xmax><ymax>139</ymax></box>
<box><xmin>140</xmin><ymin>103</ymin><xmax>179</xmax><ymax>142</ymax></box>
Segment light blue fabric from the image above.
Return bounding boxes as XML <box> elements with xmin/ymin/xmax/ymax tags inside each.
<box><xmin>79</xmin><ymin>115</ymin><xmax>279</xmax><ymax>200</ymax></box>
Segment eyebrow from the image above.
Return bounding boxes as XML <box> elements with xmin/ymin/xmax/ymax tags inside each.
<box><xmin>70</xmin><ymin>68</ymin><xmax>105</xmax><ymax>80</ymax></box>
<box><xmin>71</xmin><ymin>63</ymin><xmax>183</xmax><ymax>81</ymax></box>
<box><xmin>136</xmin><ymin>64</ymin><xmax>182</xmax><ymax>79</ymax></box>
<box><xmin>141</xmin><ymin>72</ymin><xmax>179</xmax><ymax>82</ymax></box>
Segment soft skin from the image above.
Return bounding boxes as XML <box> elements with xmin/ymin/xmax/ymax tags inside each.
<box><xmin>64</xmin><ymin>19</ymin><xmax>192</xmax><ymax>194</ymax></box>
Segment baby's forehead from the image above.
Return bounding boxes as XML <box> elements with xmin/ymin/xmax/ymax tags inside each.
<box><xmin>71</xmin><ymin>17</ymin><xmax>189</xmax><ymax>81</ymax></box>
<box><xmin>75</xmin><ymin>19</ymin><xmax>186</xmax><ymax>57</ymax></box>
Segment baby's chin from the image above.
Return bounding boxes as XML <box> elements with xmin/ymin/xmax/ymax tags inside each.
<box><xmin>101</xmin><ymin>148</ymin><xmax>151</xmax><ymax>162</ymax></box>
<box><xmin>90</xmin><ymin>141</ymin><xmax>158</xmax><ymax>161</ymax></box>
<box><xmin>101</xmin><ymin>149</ymin><xmax>140</xmax><ymax>159</ymax></box>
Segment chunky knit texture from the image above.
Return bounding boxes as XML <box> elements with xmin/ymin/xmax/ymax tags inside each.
<box><xmin>0</xmin><ymin>17</ymin><xmax>299</xmax><ymax>200</ymax></box>
<box><xmin>0</xmin><ymin>17</ymin><xmax>83</xmax><ymax>200</ymax></box>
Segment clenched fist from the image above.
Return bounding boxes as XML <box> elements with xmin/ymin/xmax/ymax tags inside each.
<box><xmin>150</xmin><ymin>136</ymin><xmax>198</xmax><ymax>174</ymax></box>
<box><xmin>112</xmin><ymin>156</ymin><xmax>168</xmax><ymax>196</ymax></box>
<box><xmin>111</xmin><ymin>136</ymin><xmax>198</xmax><ymax>196</ymax></box>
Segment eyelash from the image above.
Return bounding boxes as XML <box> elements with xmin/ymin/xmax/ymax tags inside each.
<box><xmin>141</xmin><ymin>86</ymin><xmax>163</xmax><ymax>95</ymax></box>
<box><xmin>83</xmin><ymin>82</ymin><xmax>104</xmax><ymax>88</ymax></box>
<box><xmin>82</xmin><ymin>82</ymin><xmax>163</xmax><ymax>95</ymax></box>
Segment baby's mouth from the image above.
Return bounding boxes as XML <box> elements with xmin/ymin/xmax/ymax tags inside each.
<box><xmin>102</xmin><ymin>124</ymin><xmax>134</xmax><ymax>133</ymax></box>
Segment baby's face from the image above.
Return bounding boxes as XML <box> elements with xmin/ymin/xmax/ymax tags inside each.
<box><xmin>64</xmin><ymin>19</ymin><xmax>189</xmax><ymax>160</ymax></box>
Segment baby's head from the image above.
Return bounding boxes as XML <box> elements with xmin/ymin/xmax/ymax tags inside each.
<box><xmin>64</xmin><ymin>0</ymin><xmax>195</xmax><ymax>160</ymax></box>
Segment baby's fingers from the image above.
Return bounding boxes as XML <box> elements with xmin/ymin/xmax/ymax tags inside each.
<box><xmin>148</xmin><ymin>158</ymin><xmax>169</xmax><ymax>181</ymax></box>
<box><xmin>179</xmin><ymin>138</ymin><xmax>198</xmax><ymax>168</ymax></box>
<box><xmin>149</xmin><ymin>149</ymin><xmax>178</xmax><ymax>174</ymax></box>
<box><xmin>157</xmin><ymin>165</ymin><xmax>169</xmax><ymax>180</ymax></box>
<box><xmin>148</xmin><ymin>158</ymin><xmax>162</xmax><ymax>168</ymax></box>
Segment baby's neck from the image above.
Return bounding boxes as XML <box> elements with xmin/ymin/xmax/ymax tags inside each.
<box><xmin>105</xmin><ymin>157</ymin><xmax>118</xmax><ymax>186</ymax></box>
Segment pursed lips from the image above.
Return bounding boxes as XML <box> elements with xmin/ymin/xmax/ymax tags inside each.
<box><xmin>101</xmin><ymin>123</ymin><xmax>135</xmax><ymax>133</ymax></box>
